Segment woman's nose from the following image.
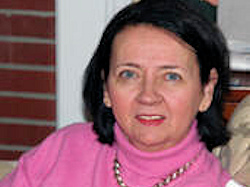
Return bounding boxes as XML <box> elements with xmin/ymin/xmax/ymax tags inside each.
<box><xmin>136</xmin><ymin>77</ymin><xmax>162</xmax><ymax>105</ymax></box>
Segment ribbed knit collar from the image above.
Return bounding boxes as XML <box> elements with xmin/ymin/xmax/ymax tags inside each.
<box><xmin>113</xmin><ymin>120</ymin><xmax>205</xmax><ymax>186</ymax></box>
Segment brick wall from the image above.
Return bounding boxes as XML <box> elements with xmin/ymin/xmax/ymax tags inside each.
<box><xmin>0</xmin><ymin>0</ymin><xmax>56</xmax><ymax>160</ymax></box>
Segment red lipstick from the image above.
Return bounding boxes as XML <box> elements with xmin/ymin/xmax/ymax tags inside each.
<box><xmin>136</xmin><ymin>115</ymin><xmax>165</xmax><ymax>126</ymax></box>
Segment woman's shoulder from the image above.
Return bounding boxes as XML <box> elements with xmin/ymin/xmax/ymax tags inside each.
<box><xmin>16</xmin><ymin>122</ymin><xmax>102</xmax><ymax>168</ymax></box>
<box><xmin>0</xmin><ymin>122</ymin><xmax>106</xmax><ymax>186</ymax></box>
<box><xmin>34</xmin><ymin>122</ymin><xmax>102</xmax><ymax>155</ymax></box>
<box><xmin>55</xmin><ymin>122</ymin><xmax>98</xmax><ymax>142</ymax></box>
<box><xmin>21</xmin><ymin>122</ymin><xmax>100</xmax><ymax>158</ymax></box>
<box><xmin>181</xmin><ymin>147</ymin><xmax>231</xmax><ymax>187</ymax></box>
<box><xmin>196</xmin><ymin>149</ymin><xmax>231</xmax><ymax>186</ymax></box>
<box><xmin>28</xmin><ymin>122</ymin><xmax>98</xmax><ymax>149</ymax></box>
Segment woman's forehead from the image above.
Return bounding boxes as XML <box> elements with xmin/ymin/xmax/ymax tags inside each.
<box><xmin>110</xmin><ymin>24</ymin><xmax>198</xmax><ymax>69</ymax></box>
<box><xmin>112</xmin><ymin>24</ymin><xmax>196</xmax><ymax>56</ymax></box>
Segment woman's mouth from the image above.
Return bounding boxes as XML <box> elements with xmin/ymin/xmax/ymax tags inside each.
<box><xmin>136</xmin><ymin>115</ymin><xmax>165</xmax><ymax>126</ymax></box>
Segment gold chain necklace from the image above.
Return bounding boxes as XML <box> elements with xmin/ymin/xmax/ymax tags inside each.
<box><xmin>113</xmin><ymin>154</ymin><xmax>198</xmax><ymax>187</ymax></box>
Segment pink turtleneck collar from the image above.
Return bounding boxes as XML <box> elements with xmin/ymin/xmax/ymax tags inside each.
<box><xmin>113</xmin><ymin>120</ymin><xmax>205</xmax><ymax>186</ymax></box>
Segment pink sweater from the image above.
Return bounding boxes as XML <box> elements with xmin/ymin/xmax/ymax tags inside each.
<box><xmin>0</xmin><ymin>122</ymin><xmax>231</xmax><ymax>187</ymax></box>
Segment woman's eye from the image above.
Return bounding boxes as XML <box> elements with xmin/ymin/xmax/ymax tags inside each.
<box><xmin>165</xmin><ymin>73</ymin><xmax>181</xmax><ymax>81</ymax></box>
<box><xmin>120</xmin><ymin>70</ymin><xmax>136</xmax><ymax>79</ymax></box>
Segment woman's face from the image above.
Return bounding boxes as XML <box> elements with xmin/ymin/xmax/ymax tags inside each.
<box><xmin>104</xmin><ymin>25</ymin><xmax>216</xmax><ymax>152</ymax></box>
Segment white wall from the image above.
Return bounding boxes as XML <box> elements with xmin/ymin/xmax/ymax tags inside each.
<box><xmin>218</xmin><ymin>0</ymin><xmax>250</xmax><ymax>44</ymax></box>
<box><xmin>56</xmin><ymin>0</ymin><xmax>130</xmax><ymax>128</ymax></box>
<box><xmin>218</xmin><ymin>0</ymin><xmax>250</xmax><ymax>71</ymax></box>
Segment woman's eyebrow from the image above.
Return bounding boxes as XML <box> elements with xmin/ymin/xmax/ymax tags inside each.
<box><xmin>159</xmin><ymin>65</ymin><xmax>187</xmax><ymax>72</ymax></box>
<box><xmin>115</xmin><ymin>62</ymin><xmax>141</xmax><ymax>69</ymax></box>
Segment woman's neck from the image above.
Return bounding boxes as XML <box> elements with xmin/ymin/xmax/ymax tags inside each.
<box><xmin>113</xmin><ymin>121</ymin><xmax>204</xmax><ymax>186</ymax></box>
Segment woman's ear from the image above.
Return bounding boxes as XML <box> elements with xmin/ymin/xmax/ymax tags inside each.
<box><xmin>199</xmin><ymin>68</ymin><xmax>218</xmax><ymax>112</ymax></box>
<box><xmin>103</xmin><ymin>86</ymin><xmax>112</xmax><ymax>108</ymax></box>
<box><xmin>102</xmin><ymin>71</ymin><xmax>112</xmax><ymax>108</ymax></box>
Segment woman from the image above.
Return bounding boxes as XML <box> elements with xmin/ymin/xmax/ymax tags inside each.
<box><xmin>0</xmin><ymin>0</ymin><xmax>244</xmax><ymax>186</ymax></box>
